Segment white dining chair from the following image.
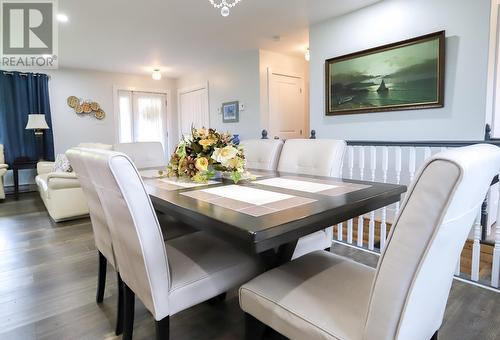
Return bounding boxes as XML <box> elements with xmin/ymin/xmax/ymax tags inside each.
<box><xmin>240</xmin><ymin>144</ymin><xmax>500</xmax><ymax>340</ymax></box>
<box><xmin>82</xmin><ymin>148</ymin><xmax>263</xmax><ymax>340</ymax></box>
<box><xmin>66</xmin><ymin>148</ymin><xmax>123</xmax><ymax>335</ymax></box>
<box><xmin>114</xmin><ymin>141</ymin><xmax>166</xmax><ymax>168</ymax></box>
<box><xmin>241</xmin><ymin>139</ymin><xmax>283</xmax><ymax>170</ymax></box>
<box><xmin>277</xmin><ymin>138</ymin><xmax>346</xmax><ymax>259</ymax></box>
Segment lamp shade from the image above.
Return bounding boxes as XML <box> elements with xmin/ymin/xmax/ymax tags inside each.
<box><xmin>25</xmin><ymin>114</ymin><xmax>49</xmax><ymax>130</ymax></box>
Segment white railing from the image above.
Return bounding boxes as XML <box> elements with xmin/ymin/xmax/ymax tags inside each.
<box><xmin>335</xmin><ymin>141</ymin><xmax>500</xmax><ymax>291</ymax></box>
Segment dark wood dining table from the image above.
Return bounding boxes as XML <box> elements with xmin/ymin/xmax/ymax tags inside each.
<box><xmin>142</xmin><ymin>169</ymin><xmax>407</xmax><ymax>267</ymax></box>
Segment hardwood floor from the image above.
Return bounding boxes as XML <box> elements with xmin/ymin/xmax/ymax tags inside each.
<box><xmin>1</xmin><ymin>192</ymin><xmax>500</xmax><ymax>339</ymax></box>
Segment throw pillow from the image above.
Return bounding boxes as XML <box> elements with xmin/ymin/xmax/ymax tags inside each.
<box><xmin>53</xmin><ymin>154</ymin><xmax>73</xmax><ymax>172</ymax></box>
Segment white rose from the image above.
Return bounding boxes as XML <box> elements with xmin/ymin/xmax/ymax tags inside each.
<box><xmin>212</xmin><ymin>146</ymin><xmax>239</xmax><ymax>164</ymax></box>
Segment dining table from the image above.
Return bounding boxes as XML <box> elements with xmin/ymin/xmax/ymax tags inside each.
<box><xmin>141</xmin><ymin>168</ymin><xmax>407</xmax><ymax>268</ymax></box>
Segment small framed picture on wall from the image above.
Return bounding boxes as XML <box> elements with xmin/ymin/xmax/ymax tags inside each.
<box><xmin>222</xmin><ymin>101</ymin><xmax>239</xmax><ymax>123</ymax></box>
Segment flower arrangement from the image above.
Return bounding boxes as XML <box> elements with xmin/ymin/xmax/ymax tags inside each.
<box><xmin>164</xmin><ymin>127</ymin><xmax>253</xmax><ymax>183</ymax></box>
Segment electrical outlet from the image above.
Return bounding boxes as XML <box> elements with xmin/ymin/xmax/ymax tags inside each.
<box><xmin>239</xmin><ymin>103</ymin><xmax>245</xmax><ymax>111</ymax></box>
<box><xmin>217</xmin><ymin>107</ymin><xmax>221</xmax><ymax>114</ymax></box>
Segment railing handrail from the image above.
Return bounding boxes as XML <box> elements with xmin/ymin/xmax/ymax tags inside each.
<box><xmin>346</xmin><ymin>140</ymin><xmax>500</xmax><ymax>147</ymax></box>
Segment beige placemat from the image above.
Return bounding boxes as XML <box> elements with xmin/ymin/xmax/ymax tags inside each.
<box><xmin>182</xmin><ymin>185</ymin><xmax>316</xmax><ymax>217</ymax></box>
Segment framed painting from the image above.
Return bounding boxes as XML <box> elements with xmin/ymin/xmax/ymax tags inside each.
<box><xmin>325</xmin><ymin>31</ymin><xmax>445</xmax><ymax>115</ymax></box>
<box><xmin>222</xmin><ymin>101</ymin><xmax>239</xmax><ymax>123</ymax></box>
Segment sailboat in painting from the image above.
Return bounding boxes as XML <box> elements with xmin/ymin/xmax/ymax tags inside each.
<box><xmin>377</xmin><ymin>79</ymin><xmax>389</xmax><ymax>93</ymax></box>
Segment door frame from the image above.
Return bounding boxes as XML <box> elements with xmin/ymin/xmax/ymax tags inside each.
<box><xmin>113</xmin><ymin>85</ymin><xmax>173</xmax><ymax>152</ymax></box>
<box><xmin>177</xmin><ymin>81</ymin><xmax>210</xmax><ymax>137</ymax></box>
<box><xmin>266</xmin><ymin>68</ymin><xmax>308</xmax><ymax>139</ymax></box>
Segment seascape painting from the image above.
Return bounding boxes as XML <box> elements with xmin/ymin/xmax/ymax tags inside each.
<box><xmin>325</xmin><ymin>31</ymin><xmax>444</xmax><ymax>115</ymax></box>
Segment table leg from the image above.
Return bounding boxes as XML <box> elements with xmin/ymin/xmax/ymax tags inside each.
<box><xmin>13</xmin><ymin>168</ymin><xmax>19</xmax><ymax>200</ymax></box>
<box><xmin>260</xmin><ymin>240</ymin><xmax>298</xmax><ymax>270</ymax></box>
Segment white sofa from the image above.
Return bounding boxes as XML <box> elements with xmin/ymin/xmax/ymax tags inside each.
<box><xmin>36</xmin><ymin>161</ymin><xmax>89</xmax><ymax>221</ymax></box>
<box><xmin>0</xmin><ymin>145</ymin><xmax>8</xmax><ymax>200</ymax></box>
<box><xmin>36</xmin><ymin>143</ymin><xmax>113</xmax><ymax>221</ymax></box>
<box><xmin>36</xmin><ymin>142</ymin><xmax>167</xmax><ymax>222</ymax></box>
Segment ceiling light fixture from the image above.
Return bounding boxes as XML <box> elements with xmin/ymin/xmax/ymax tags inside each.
<box><xmin>305</xmin><ymin>48</ymin><xmax>310</xmax><ymax>62</ymax></box>
<box><xmin>152</xmin><ymin>69</ymin><xmax>162</xmax><ymax>80</ymax></box>
<box><xmin>56</xmin><ymin>13</ymin><xmax>68</xmax><ymax>22</ymax></box>
<box><xmin>209</xmin><ymin>0</ymin><xmax>242</xmax><ymax>17</ymax></box>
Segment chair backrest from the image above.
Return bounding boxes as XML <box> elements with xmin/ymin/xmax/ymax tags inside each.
<box><xmin>66</xmin><ymin>148</ymin><xmax>116</xmax><ymax>269</ymax></box>
<box><xmin>78</xmin><ymin>143</ymin><xmax>113</xmax><ymax>150</ymax></box>
<box><xmin>0</xmin><ymin>144</ymin><xmax>4</xmax><ymax>164</ymax></box>
<box><xmin>83</xmin><ymin>148</ymin><xmax>170</xmax><ymax>321</ymax></box>
<box><xmin>364</xmin><ymin>144</ymin><xmax>500</xmax><ymax>340</ymax></box>
<box><xmin>114</xmin><ymin>142</ymin><xmax>166</xmax><ymax>169</ymax></box>
<box><xmin>242</xmin><ymin>139</ymin><xmax>283</xmax><ymax>171</ymax></box>
<box><xmin>277</xmin><ymin>139</ymin><xmax>346</xmax><ymax>177</ymax></box>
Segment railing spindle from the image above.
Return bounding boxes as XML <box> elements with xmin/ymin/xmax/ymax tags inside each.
<box><xmin>424</xmin><ymin>146</ymin><xmax>432</xmax><ymax>160</ymax></box>
<box><xmin>408</xmin><ymin>147</ymin><xmax>416</xmax><ymax>182</ymax></box>
<box><xmin>357</xmin><ymin>146</ymin><xmax>365</xmax><ymax>247</ymax></box>
<box><xmin>347</xmin><ymin>146</ymin><xmax>354</xmax><ymax>244</ymax></box>
<box><xmin>491</xmin><ymin>184</ymin><xmax>500</xmax><ymax>287</ymax></box>
<box><xmin>368</xmin><ymin>146</ymin><xmax>376</xmax><ymax>250</ymax></box>
<box><xmin>394</xmin><ymin>147</ymin><xmax>402</xmax><ymax>216</ymax></box>
<box><xmin>455</xmin><ymin>258</ymin><xmax>461</xmax><ymax>277</ymax></box>
<box><xmin>471</xmin><ymin>209</ymin><xmax>482</xmax><ymax>282</ymax></box>
<box><xmin>380</xmin><ymin>146</ymin><xmax>389</xmax><ymax>251</ymax></box>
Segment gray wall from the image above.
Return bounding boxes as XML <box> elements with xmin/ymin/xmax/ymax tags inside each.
<box><xmin>309</xmin><ymin>0</ymin><xmax>491</xmax><ymax>141</ymax></box>
<box><xmin>177</xmin><ymin>50</ymin><xmax>261</xmax><ymax>140</ymax></box>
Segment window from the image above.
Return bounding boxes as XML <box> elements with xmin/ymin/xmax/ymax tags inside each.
<box><xmin>117</xmin><ymin>90</ymin><xmax>168</xmax><ymax>150</ymax></box>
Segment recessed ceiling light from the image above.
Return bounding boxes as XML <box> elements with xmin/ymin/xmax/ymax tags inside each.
<box><xmin>57</xmin><ymin>13</ymin><xmax>69</xmax><ymax>22</ymax></box>
<box><xmin>152</xmin><ymin>69</ymin><xmax>162</xmax><ymax>80</ymax></box>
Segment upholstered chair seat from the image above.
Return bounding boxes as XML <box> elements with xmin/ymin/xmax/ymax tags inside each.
<box><xmin>240</xmin><ymin>144</ymin><xmax>500</xmax><ymax>340</ymax></box>
<box><xmin>82</xmin><ymin>148</ymin><xmax>263</xmax><ymax>340</ymax></box>
<box><xmin>276</xmin><ymin>139</ymin><xmax>346</xmax><ymax>259</ymax></box>
<box><xmin>240</xmin><ymin>251</ymin><xmax>375</xmax><ymax>340</ymax></box>
<box><xmin>241</xmin><ymin>139</ymin><xmax>283</xmax><ymax>171</ymax></box>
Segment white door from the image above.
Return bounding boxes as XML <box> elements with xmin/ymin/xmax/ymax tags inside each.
<box><xmin>268</xmin><ymin>73</ymin><xmax>306</xmax><ymax>140</ymax></box>
<box><xmin>178</xmin><ymin>85</ymin><xmax>209</xmax><ymax>137</ymax></box>
<box><xmin>117</xmin><ymin>90</ymin><xmax>168</xmax><ymax>151</ymax></box>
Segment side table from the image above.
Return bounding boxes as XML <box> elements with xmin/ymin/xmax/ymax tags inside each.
<box><xmin>13</xmin><ymin>158</ymin><xmax>38</xmax><ymax>199</ymax></box>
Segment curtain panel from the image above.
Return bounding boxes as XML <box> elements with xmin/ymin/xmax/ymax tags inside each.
<box><xmin>0</xmin><ymin>71</ymin><xmax>55</xmax><ymax>165</ymax></box>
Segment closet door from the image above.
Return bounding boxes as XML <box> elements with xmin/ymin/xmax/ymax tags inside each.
<box><xmin>178</xmin><ymin>85</ymin><xmax>209</xmax><ymax>137</ymax></box>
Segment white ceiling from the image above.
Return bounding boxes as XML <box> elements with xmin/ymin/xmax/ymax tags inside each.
<box><xmin>57</xmin><ymin>0</ymin><xmax>379</xmax><ymax>78</ymax></box>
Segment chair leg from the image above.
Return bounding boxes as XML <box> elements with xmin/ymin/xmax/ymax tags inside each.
<box><xmin>96</xmin><ymin>251</ymin><xmax>107</xmax><ymax>303</ymax></box>
<box><xmin>115</xmin><ymin>273</ymin><xmax>124</xmax><ymax>336</ymax></box>
<box><xmin>244</xmin><ymin>313</ymin><xmax>266</xmax><ymax>340</ymax></box>
<box><xmin>431</xmin><ymin>331</ymin><xmax>438</xmax><ymax>340</ymax></box>
<box><xmin>122</xmin><ymin>283</ymin><xmax>135</xmax><ymax>340</ymax></box>
<box><xmin>155</xmin><ymin>316</ymin><xmax>170</xmax><ymax>340</ymax></box>
<box><xmin>208</xmin><ymin>292</ymin><xmax>227</xmax><ymax>305</ymax></box>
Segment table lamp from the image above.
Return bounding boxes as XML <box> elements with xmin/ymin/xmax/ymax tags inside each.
<box><xmin>25</xmin><ymin>114</ymin><xmax>50</xmax><ymax>160</ymax></box>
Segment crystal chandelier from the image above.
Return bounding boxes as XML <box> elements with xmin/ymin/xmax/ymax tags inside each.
<box><xmin>209</xmin><ymin>0</ymin><xmax>242</xmax><ymax>17</ymax></box>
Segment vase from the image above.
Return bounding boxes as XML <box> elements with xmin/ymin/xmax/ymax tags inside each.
<box><xmin>232</xmin><ymin>134</ymin><xmax>240</xmax><ymax>145</ymax></box>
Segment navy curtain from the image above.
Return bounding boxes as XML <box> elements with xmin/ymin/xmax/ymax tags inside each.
<box><xmin>0</xmin><ymin>71</ymin><xmax>54</xmax><ymax>165</ymax></box>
